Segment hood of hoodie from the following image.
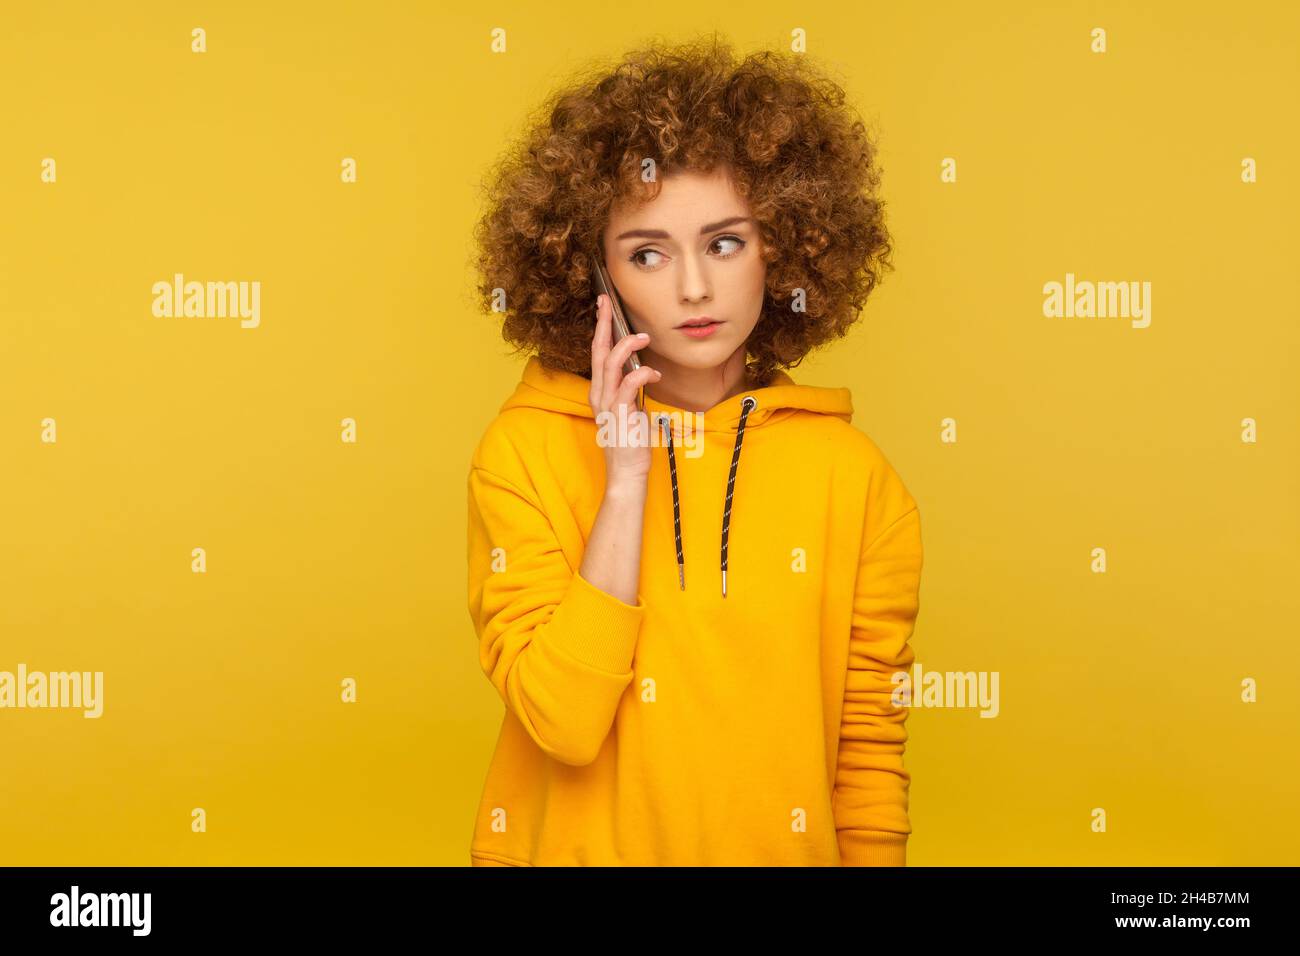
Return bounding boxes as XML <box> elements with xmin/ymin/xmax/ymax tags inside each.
<box><xmin>498</xmin><ymin>356</ymin><xmax>854</xmax><ymax>597</ymax></box>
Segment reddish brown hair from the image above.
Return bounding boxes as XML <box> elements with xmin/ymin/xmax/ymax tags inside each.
<box><xmin>472</xmin><ymin>34</ymin><xmax>894</xmax><ymax>384</ymax></box>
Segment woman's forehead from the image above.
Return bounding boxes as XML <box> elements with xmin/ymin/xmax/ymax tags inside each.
<box><xmin>607</xmin><ymin>169</ymin><xmax>749</xmax><ymax>233</ymax></box>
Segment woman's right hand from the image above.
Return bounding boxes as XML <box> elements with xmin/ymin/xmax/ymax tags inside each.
<box><xmin>589</xmin><ymin>292</ymin><xmax>661</xmax><ymax>486</ymax></box>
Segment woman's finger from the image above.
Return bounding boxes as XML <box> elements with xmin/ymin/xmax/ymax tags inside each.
<box><xmin>602</xmin><ymin>331</ymin><xmax>650</xmax><ymax>409</ymax></box>
<box><xmin>613</xmin><ymin>363</ymin><xmax>661</xmax><ymax>413</ymax></box>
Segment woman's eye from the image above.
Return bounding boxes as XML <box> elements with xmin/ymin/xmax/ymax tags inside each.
<box><xmin>631</xmin><ymin>236</ymin><xmax>745</xmax><ymax>268</ymax></box>
<box><xmin>712</xmin><ymin>236</ymin><xmax>745</xmax><ymax>256</ymax></box>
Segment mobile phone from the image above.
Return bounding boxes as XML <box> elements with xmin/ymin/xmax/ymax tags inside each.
<box><xmin>592</xmin><ymin>252</ymin><xmax>645</xmax><ymax>410</ymax></box>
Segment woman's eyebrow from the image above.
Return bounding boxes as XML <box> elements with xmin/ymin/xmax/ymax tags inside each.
<box><xmin>614</xmin><ymin>216</ymin><xmax>751</xmax><ymax>241</ymax></box>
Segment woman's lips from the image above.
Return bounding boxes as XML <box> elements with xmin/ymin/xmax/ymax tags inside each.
<box><xmin>677</xmin><ymin>321</ymin><xmax>723</xmax><ymax>338</ymax></box>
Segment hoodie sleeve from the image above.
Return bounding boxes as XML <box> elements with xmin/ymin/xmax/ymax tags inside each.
<box><xmin>467</xmin><ymin>465</ymin><xmax>646</xmax><ymax>767</ymax></box>
<box><xmin>833</xmin><ymin>502</ymin><xmax>922</xmax><ymax>867</ymax></box>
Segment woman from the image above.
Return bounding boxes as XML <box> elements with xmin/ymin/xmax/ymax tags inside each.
<box><xmin>467</xmin><ymin>36</ymin><xmax>922</xmax><ymax>866</ymax></box>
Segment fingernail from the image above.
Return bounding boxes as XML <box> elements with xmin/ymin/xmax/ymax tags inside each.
<box><xmin>637</xmin><ymin>333</ymin><xmax>649</xmax><ymax>339</ymax></box>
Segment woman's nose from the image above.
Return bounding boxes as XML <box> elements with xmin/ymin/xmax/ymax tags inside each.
<box><xmin>677</xmin><ymin>253</ymin><xmax>711</xmax><ymax>302</ymax></box>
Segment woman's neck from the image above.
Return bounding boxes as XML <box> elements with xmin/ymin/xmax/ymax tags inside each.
<box><xmin>641</xmin><ymin>345</ymin><xmax>751</xmax><ymax>414</ymax></box>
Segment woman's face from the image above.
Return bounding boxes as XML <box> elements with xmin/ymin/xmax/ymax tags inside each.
<box><xmin>600</xmin><ymin>167</ymin><xmax>766</xmax><ymax>375</ymax></box>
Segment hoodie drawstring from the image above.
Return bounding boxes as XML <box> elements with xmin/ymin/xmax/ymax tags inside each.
<box><xmin>657</xmin><ymin>395</ymin><xmax>758</xmax><ymax>598</ymax></box>
<box><xmin>658</xmin><ymin>413</ymin><xmax>686</xmax><ymax>591</ymax></box>
<box><xmin>721</xmin><ymin>396</ymin><xmax>757</xmax><ymax>597</ymax></box>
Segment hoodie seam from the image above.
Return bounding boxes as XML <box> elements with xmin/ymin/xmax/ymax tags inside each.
<box><xmin>469</xmin><ymin>466</ymin><xmax>575</xmax><ymax>575</ymax></box>
<box><xmin>864</xmin><ymin>505</ymin><xmax>919</xmax><ymax>553</ymax></box>
<box><xmin>471</xmin><ymin>849</ymin><xmax>533</xmax><ymax>867</ymax></box>
<box><xmin>469</xmin><ymin>465</ymin><xmax>546</xmax><ymax>514</ymax></box>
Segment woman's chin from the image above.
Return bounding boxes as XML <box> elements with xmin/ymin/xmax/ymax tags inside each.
<box><xmin>661</xmin><ymin>344</ymin><xmax>732</xmax><ymax>370</ymax></box>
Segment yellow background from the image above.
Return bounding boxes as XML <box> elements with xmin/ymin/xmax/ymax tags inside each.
<box><xmin>1</xmin><ymin>1</ymin><xmax>1296</xmax><ymax>865</ymax></box>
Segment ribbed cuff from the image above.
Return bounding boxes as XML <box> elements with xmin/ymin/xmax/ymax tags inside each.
<box><xmin>543</xmin><ymin>570</ymin><xmax>647</xmax><ymax>673</ymax></box>
<box><xmin>838</xmin><ymin>829</ymin><xmax>908</xmax><ymax>867</ymax></box>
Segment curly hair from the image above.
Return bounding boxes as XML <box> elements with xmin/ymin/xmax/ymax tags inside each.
<box><xmin>471</xmin><ymin>33</ymin><xmax>894</xmax><ymax>385</ymax></box>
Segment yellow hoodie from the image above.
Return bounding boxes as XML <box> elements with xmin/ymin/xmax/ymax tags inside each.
<box><xmin>466</xmin><ymin>356</ymin><xmax>923</xmax><ymax>866</ymax></box>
